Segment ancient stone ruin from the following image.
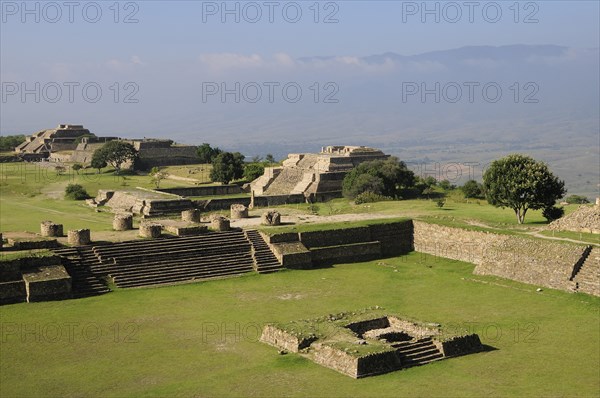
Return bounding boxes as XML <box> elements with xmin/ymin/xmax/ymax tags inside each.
<box><xmin>68</xmin><ymin>229</ymin><xmax>91</xmax><ymax>246</ymax></box>
<box><xmin>261</xmin><ymin>309</ymin><xmax>484</xmax><ymax>378</ymax></box>
<box><xmin>16</xmin><ymin>124</ymin><xmax>200</xmax><ymax>167</ymax></box>
<box><xmin>181</xmin><ymin>209</ymin><xmax>201</xmax><ymax>223</ymax></box>
<box><xmin>40</xmin><ymin>221</ymin><xmax>63</xmax><ymax>237</ymax></box>
<box><xmin>139</xmin><ymin>222</ymin><xmax>162</xmax><ymax>238</ymax></box>
<box><xmin>261</xmin><ymin>211</ymin><xmax>281</xmax><ymax>226</ymax></box>
<box><xmin>113</xmin><ymin>214</ymin><xmax>134</xmax><ymax>231</ymax></box>
<box><xmin>211</xmin><ymin>216</ymin><xmax>230</xmax><ymax>231</ymax></box>
<box><xmin>251</xmin><ymin>146</ymin><xmax>388</xmax><ymax>198</ymax></box>
<box><xmin>547</xmin><ymin>204</ymin><xmax>600</xmax><ymax>234</ymax></box>
<box><xmin>230</xmin><ymin>204</ymin><xmax>249</xmax><ymax>219</ymax></box>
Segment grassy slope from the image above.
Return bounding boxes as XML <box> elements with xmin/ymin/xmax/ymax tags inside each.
<box><xmin>1</xmin><ymin>253</ymin><xmax>598</xmax><ymax>397</ymax></box>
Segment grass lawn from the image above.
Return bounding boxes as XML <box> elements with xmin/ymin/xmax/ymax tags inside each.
<box><xmin>1</xmin><ymin>253</ymin><xmax>598</xmax><ymax>397</ymax></box>
<box><xmin>0</xmin><ymin>163</ymin><xmax>195</xmax><ymax>232</ymax></box>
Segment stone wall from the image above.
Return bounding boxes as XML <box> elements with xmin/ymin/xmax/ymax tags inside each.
<box><xmin>260</xmin><ymin>325</ymin><xmax>316</xmax><ymax>353</ymax></box>
<box><xmin>159</xmin><ymin>185</ymin><xmax>242</xmax><ymax>197</ymax></box>
<box><xmin>310</xmin><ymin>242</ymin><xmax>382</xmax><ymax>266</ymax></box>
<box><xmin>270</xmin><ymin>241</ymin><xmax>313</xmax><ymax>269</ymax></box>
<box><xmin>7</xmin><ymin>238</ymin><xmax>59</xmax><ymax>250</ymax></box>
<box><xmin>0</xmin><ymin>281</ymin><xmax>27</xmax><ymax>304</ymax></box>
<box><xmin>356</xmin><ymin>351</ymin><xmax>403</xmax><ymax>378</ymax></box>
<box><xmin>413</xmin><ymin>220</ymin><xmax>588</xmax><ymax>291</ymax></box>
<box><xmin>299</xmin><ymin>227</ymin><xmax>372</xmax><ymax>248</ymax></box>
<box><xmin>440</xmin><ymin>334</ymin><xmax>484</xmax><ymax>357</ymax></box>
<box><xmin>310</xmin><ymin>344</ymin><xmax>360</xmax><ymax>378</ymax></box>
<box><xmin>22</xmin><ymin>265</ymin><xmax>72</xmax><ymax>302</ymax></box>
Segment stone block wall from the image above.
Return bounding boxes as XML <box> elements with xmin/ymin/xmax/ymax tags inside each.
<box><xmin>260</xmin><ymin>325</ymin><xmax>316</xmax><ymax>353</ymax></box>
<box><xmin>22</xmin><ymin>265</ymin><xmax>72</xmax><ymax>302</ymax></box>
<box><xmin>440</xmin><ymin>334</ymin><xmax>484</xmax><ymax>357</ymax></box>
<box><xmin>270</xmin><ymin>242</ymin><xmax>313</xmax><ymax>269</ymax></box>
<box><xmin>299</xmin><ymin>227</ymin><xmax>372</xmax><ymax>248</ymax></box>
<box><xmin>413</xmin><ymin>220</ymin><xmax>588</xmax><ymax>292</ymax></box>
<box><xmin>159</xmin><ymin>185</ymin><xmax>242</xmax><ymax>197</ymax></box>
<box><xmin>310</xmin><ymin>242</ymin><xmax>382</xmax><ymax>266</ymax></box>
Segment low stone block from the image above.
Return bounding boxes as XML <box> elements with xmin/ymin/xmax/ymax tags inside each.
<box><xmin>40</xmin><ymin>221</ymin><xmax>63</xmax><ymax>237</ymax></box>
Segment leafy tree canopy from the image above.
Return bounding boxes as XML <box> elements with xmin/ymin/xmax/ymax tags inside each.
<box><xmin>342</xmin><ymin>157</ymin><xmax>415</xmax><ymax>199</ymax></box>
<box><xmin>210</xmin><ymin>152</ymin><xmax>245</xmax><ymax>184</ymax></box>
<box><xmin>197</xmin><ymin>143</ymin><xmax>222</xmax><ymax>164</ymax></box>
<box><xmin>92</xmin><ymin>141</ymin><xmax>138</xmax><ymax>174</ymax></box>
<box><xmin>483</xmin><ymin>154</ymin><xmax>566</xmax><ymax>224</ymax></box>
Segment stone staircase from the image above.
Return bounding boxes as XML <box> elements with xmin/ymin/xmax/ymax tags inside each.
<box><xmin>391</xmin><ymin>337</ymin><xmax>444</xmax><ymax>368</ymax></box>
<box><xmin>245</xmin><ymin>230</ymin><xmax>284</xmax><ymax>274</ymax></box>
<box><xmin>52</xmin><ymin>247</ymin><xmax>111</xmax><ymax>298</ymax></box>
<box><xmin>91</xmin><ymin>230</ymin><xmax>255</xmax><ymax>288</ymax></box>
<box><xmin>572</xmin><ymin>247</ymin><xmax>599</xmax><ymax>296</ymax></box>
<box><xmin>264</xmin><ymin>168</ymin><xmax>305</xmax><ymax>195</ymax></box>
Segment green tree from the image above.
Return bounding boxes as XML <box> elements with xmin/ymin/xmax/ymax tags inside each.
<box><xmin>243</xmin><ymin>163</ymin><xmax>265</xmax><ymax>182</ymax></box>
<box><xmin>92</xmin><ymin>141</ymin><xmax>138</xmax><ymax>174</ymax></box>
<box><xmin>72</xmin><ymin>163</ymin><xmax>83</xmax><ymax>174</ymax></box>
<box><xmin>543</xmin><ymin>206</ymin><xmax>565</xmax><ymax>222</ymax></box>
<box><xmin>565</xmin><ymin>195</ymin><xmax>590</xmax><ymax>204</ymax></box>
<box><xmin>64</xmin><ymin>184</ymin><xmax>90</xmax><ymax>200</ymax></box>
<box><xmin>461</xmin><ymin>179</ymin><xmax>484</xmax><ymax>199</ymax></box>
<box><xmin>210</xmin><ymin>152</ymin><xmax>245</xmax><ymax>184</ymax></box>
<box><xmin>197</xmin><ymin>143</ymin><xmax>222</xmax><ymax>164</ymax></box>
<box><xmin>90</xmin><ymin>153</ymin><xmax>107</xmax><ymax>174</ymax></box>
<box><xmin>265</xmin><ymin>153</ymin><xmax>276</xmax><ymax>164</ymax></box>
<box><xmin>438</xmin><ymin>180</ymin><xmax>454</xmax><ymax>191</ymax></box>
<box><xmin>0</xmin><ymin>135</ymin><xmax>26</xmax><ymax>151</ymax></box>
<box><xmin>149</xmin><ymin>167</ymin><xmax>168</xmax><ymax>189</ymax></box>
<box><xmin>483</xmin><ymin>154</ymin><xmax>566</xmax><ymax>224</ymax></box>
<box><xmin>342</xmin><ymin>157</ymin><xmax>415</xmax><ymax>199</ymax></box>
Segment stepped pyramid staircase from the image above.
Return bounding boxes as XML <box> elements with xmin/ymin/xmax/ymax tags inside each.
<box><xmin>245</xmin><ymin>230</ymin><xmax>284</xmax><ymax>274</ymax></box>
<box><xmin>391</xmin><ymin>337</ymin><xmax>444</xmax><ymax>368</ymax></box>
<box><xmin>571</xmin><ymin>246</ymin><xmax>599</xmax><ymax>296</ymax></box>
<box><xmin>52</xmin><ymin>246</ymin><xmax>111</xmax><ymax>298</ymax></box>
<box><xmin>53</xmin><ymin>229</ymin><xmax>284</xmax><ymax>293</ymax></box>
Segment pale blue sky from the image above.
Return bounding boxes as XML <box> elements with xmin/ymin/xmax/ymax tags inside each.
<box><xmin>1</xmin><ymin>1</ymin><xmax>598</xmax><ymax>66</ymax></box>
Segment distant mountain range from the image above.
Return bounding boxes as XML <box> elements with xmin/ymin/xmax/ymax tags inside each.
<box><xmin>2</xmin><ymin>44</ymin><xmax>598</xmax><ymax>197</ymax></box>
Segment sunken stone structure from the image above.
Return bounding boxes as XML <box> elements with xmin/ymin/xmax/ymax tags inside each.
<box><xmin>40</xmin><ymin>221</ymin><xmax>63</xmax><ymax>237</ymax></box>
<box><xmin>113</xmin><ymin>214</ymin><xmax>134</xmax><ymax>231</ymax></box>
<box><xmin>230</xmin><ymin>204</ymin><xmax>249</xmax><ymax>219</ymax></box>
<box><xmin>68</xmin><ymin>229</ymin><xmax>91</xmax><ymax>246</ymax></box>
<box><xmin>261</xmin><ymin>309</ymin><xmax>484</xmax><ymax>378</ymax></box>
<box><xmin>250</xmin><ymin>146</ymin><xmax>388</xmax><ymax>198</ymax></box>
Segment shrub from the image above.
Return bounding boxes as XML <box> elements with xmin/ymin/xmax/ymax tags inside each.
<box><xmin>543</xmin><ymin>206</ymin><xmax>565</xmax><ymax>222</ymax></box>
<box><xmin>65</xmin><ymin>184</ymin><xmax>90</xmax><ymax>200</ymax></box>
<box><xmin>354</xmin><ymin>191</ymin><xmax>393</xmax><ymax>205</ymax></box>
<box><xmin>436</xmin><ymin>199</ymin><xmax>445</xmax><ymax>208</ymax></box>
<box><xmin>565</xmin><ymin>195</ymin><xmax>590</xmax><ymax>204</ymax></box>
<box><xmin>72</xmin><ymin>163</ymin><xmax>83</xmax><ymax>174</ymax></box>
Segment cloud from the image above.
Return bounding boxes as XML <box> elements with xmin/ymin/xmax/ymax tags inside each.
<box><xmin>198</xmin><ymin>53</ymin><xmax>265</xmax><ymax>70</ymax></box>
<box><xmin>106</xmin><ymin>55</ymin><xmax>146</xmax><ymax>72</ymax></box>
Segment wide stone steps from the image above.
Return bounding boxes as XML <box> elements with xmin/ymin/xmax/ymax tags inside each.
<box><xmin>573</xmin><ymin>247</ymin><xmax>599</xmax><ymax>296</ymax></box>
<box><xmin>245</xmin><ymin>230</ymin><xmax>284</xmax><ymax>274</ymax></box>
<box><xmin>53</xmin><ymin>248</ymin><xmax>110</xmax><ymax>298</ymax></box>
<box><xmin>96</xmin><ymin>231</ymin><xmax>257</xmax><ymax>288</ymax></box>
<box><xmin>92</xmin><ymin>231</ymin><xmax>248</xmax><ymax>258</ymax></box>
<box><xmin>393</xmin><ymin>338</ymin><xmax>444</xmax><ymax>368</ymax></box>
<box><xmin>109</xmin><ymin>252</ymin><xmax>254</xmax><ymax>278</ymax></box>
<box><xmin>113</xmin><ymin>262</ymin><xmax>254</xmax><ymax>288</ymax></box>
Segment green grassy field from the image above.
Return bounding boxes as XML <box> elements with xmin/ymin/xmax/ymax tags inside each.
<box><xmin>1</xmin><ymin>253</ymin><xmax>598</xmax><ymax>397</ymax></box>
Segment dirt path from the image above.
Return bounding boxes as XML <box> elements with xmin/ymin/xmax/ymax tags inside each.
<box><xmin>230</xmin><ymin>210</ymin><xmax>402</xmax><ymax>229</ymax></box>
<box><xmin>464</xmin><ymin>219</ymin><xmax>597</xmax><ymax>246</ymax></box>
